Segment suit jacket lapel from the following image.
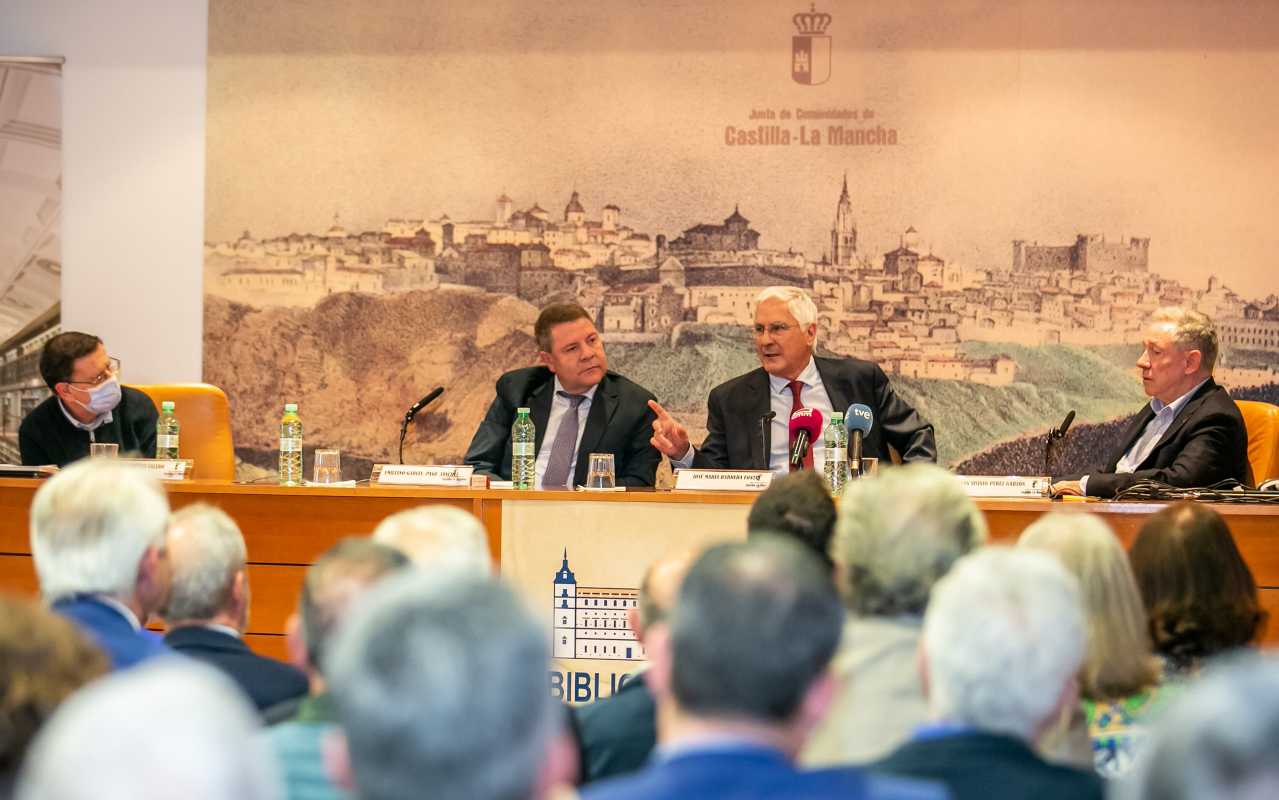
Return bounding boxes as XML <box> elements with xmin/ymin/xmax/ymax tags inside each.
<box><xmin>574</xmin><ymin>375</ymin><xmax>618</xmax><ymax>484</ymax></box>
<box><xmin>742</xmin><ymin>370</ymin><xmax>772</xmax><ymax>470</ymax></box>
<box><xmin>529</xmin><ymin>378</ymin><xmax>554</xmax><ymax>454</ymax></box>
<box><xmin>1142</xmin><ymin>380</ymin><xmax>1217</xmax><ymax>465</ymax></box>
<box><xmin>814</xmin><ymin>356</ymin><xmax>851</xmax><ymax>414</ymax></box>
<box><xmin>1108</xmin><ymin>406</ymin><xmax>1157</xmax><ymax>471</ymax></box>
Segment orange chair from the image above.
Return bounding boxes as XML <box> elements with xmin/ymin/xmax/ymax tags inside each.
<box><xmin>130</xmin><ymin>383</ymin><xmax>235</xmax><ymax>480</ymax></box>
<box><xmin>1236</xmin><ymin>400</ymin><xmax>1279</xmax><ymax>485</ymax></box>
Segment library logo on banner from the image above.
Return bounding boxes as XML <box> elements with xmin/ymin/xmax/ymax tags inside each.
<box><xmin>551</xmin><ymin>549</ymin><xmax>644</xmax><ymax>662</ymax></box>
<box><xmin>791</xmin><ymin>3</ymin><xmax>833</xmax><ymax>86</ymax></box>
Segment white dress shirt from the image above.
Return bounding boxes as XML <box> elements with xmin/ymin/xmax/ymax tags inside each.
<box><xmin>57</xmin><ymin>399</ymin><xmax>113</xmax><ymax>438</ymax></box>
<box><xmin>534</xmin><ymin>378</ymin><xmax>598</xmax><ymax>489</ymax></box>
<box><xmin>1082</xmin><ymin>378</ymin><xmax>1209</xmax><ymax>494</ymax></box>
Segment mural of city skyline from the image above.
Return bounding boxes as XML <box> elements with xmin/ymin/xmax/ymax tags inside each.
<box><xmin>204</xmin><ymin>0</ymin><xmax>1279</xmax><ymax>479</ymax></box>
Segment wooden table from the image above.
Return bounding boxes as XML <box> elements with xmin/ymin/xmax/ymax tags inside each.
<box><xmin>1</xmin><ymin>479</ymin><xmax>1277</xmax><ymax>659</ymax></box>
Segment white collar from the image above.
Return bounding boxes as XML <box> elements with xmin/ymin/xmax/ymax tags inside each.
<box><xmin>767</xmin><ymin>355</ymin><xmax>821</xmax><ymax>395</ymax></box>
<box><xmin>57</xmin><ymin>398</ymin><xmax>113</xmax><ymax>432</ymax></box>
<box><xmin>1150</xmin><ymin>377</ymin><xmax>1210</xmax><ymax>416</ymax></box>
<box><xmin>552</xmin><ymin>376</ymin><xmax>600</xmax><ymax>402</ymax></box>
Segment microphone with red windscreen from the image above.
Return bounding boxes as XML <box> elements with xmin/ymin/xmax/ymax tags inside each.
<box><xmin>788</xmin><ymin>407</ymin><xmax>825</xmax><ymax>471</ymax></box>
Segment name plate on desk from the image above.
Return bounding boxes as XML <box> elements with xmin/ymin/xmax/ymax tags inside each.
<box><xmin>674</xmin><ymin>469</ymin><xmax>774</xmax><ymax>491</ymax></box>
<box><xmin>117</xmin><ymin>458</ymin><xmax>192</xmax><ymax>481</ymax></box>
<box><xmin>957</xmin><ymin>475</ymin><xmax>1050</xmax><ymax>498</ymax></box>
<box><xmin>373</xmin><ymin>464</ymin><xmax>474</xmax><ymax>487</ymax></box>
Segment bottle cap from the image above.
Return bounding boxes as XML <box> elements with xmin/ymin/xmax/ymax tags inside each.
<box><xmin>516</xmin><ymin>407</ymin><xmax>531</xmax><ymax>414</ymax></box>
<box><xmin>161</xmin><ymin>401</ymin><xmax>175</xmax><ymax>411</ymax></box>
<box><xmin>284</xmin><ymin>403</ymin><xmax>298</xmax><ymax>413</ymax></box>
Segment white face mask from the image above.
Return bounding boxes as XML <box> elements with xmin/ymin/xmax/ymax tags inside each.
<box><xmin>71</xmin><ymin>376</ymin><xmax>122</xmax><ymax>416</ymax></box>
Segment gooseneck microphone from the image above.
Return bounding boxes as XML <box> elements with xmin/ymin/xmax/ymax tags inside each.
<box><xmin>788</xmin><ymin>408</ymin><xmax>825</xmax><ymax>471</ymax></box>
<box><xmin>1044</xmin><ymin>409</ymin><xmax>1076</xmax><ymax>475</ymax></box>
<box><xmin>758</xmin><ymin>411</ymin><xmax>776</xmax><ymax>469</ymax></box>
<box><xmin>844</xmin><ymin>403</ymin><xmax>874</xmax><ymax>475</ymax></box>
<box><xmin>400</xmin><ymin>386</ymin><xmax>445</xmax><ymax>464</ymax></box>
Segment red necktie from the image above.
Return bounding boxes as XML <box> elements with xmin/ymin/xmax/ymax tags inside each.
<box><xmin>787</xmin><ymin>380</ymin><xmax>812</xmax><ymax>471</ymax></box>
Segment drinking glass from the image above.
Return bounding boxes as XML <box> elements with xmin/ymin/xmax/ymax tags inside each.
<box><xmin>89</xmin><ymin>442</ymin><xmax>119</xmax><ymax>458</ymax></box>
<box><xmin>313</xmin><ymin>449</ymin><xmax>342</xmax><ymax>484</ymax></box>
<box><xmin>586</xmin><ymin>453</ymin><xmax>616</xmax><ymax>489</ymax></box>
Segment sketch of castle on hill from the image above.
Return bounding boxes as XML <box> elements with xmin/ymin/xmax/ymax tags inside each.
<box><xmin>203</xmin><ymin>172</ymin><xmax>1279</xmax><ymax>391</ymax></box>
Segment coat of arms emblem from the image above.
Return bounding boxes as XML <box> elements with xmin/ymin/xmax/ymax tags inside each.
<box><xmin>792</xmin><ymin>3</ymin><xmax>832</xmax><ymax>86</ymax></box>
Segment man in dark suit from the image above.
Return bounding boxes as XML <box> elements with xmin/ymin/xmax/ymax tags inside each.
<box><xmin>1052</xmin><ymin>307</ymin><xmax>1252</xmax><ymax>498</ymax></box>
<box><xmin>465</xmin><ymin>302</ymin><xmax>661</xmax><ymax>487</ymax></box>
<box><xmin>872</xmin><ymin>548</ymin><xmax>1103</xmax><ymax>800</ymax></box>
<box><xmin>29</xmin><ymin>459</ymin><xmax>173</xmax><ymax>670</ymax></box>
<box><xmin>649</xmin><ymin>286</ymin><xmax>934</xmax><ymax>472</ymax></box>
<box><xmin>575</xmin><ymin>549</ymin><xmax>695</xmax><ymax>783</ymax></box>
<box><xmin>583</xmin><ymin>539</ymin><xmax>944</xmax><ymax>800</ymax></box>
<box><xmin>161</xmin><ymin>503</ymin><xmax>307</xmax><ymax>714</ymax></box>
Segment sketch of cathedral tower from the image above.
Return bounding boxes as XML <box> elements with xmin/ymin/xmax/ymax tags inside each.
<box><xmin>831</xmin><ymin>172</ymin><xmax>857</xmax><ymax>267</ymax></box>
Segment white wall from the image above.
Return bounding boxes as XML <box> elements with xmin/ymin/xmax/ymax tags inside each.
<box><xmin>0</xmin><ymin>0</ymin><xmax>207</xmax><ymax>383</ymax></box>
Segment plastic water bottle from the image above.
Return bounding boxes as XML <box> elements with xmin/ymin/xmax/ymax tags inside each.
<box><xmin>156</xmin><ymin>401</ymin><xmax>180</xmax><ymax>459</ymax></box>
<box><xmin>823</xmin><ymin>411</ymin><xmax>848</xmax><ymax>494</ymax></box>
<box><xmin>511</xmin><ymin>407</ymin><xmax>536</xmax><ymax>490</ymax></box>
<box><xmin>279</xmin><ymin>403</ymin><xmax>304</xmax><ymax>486</ymax></box>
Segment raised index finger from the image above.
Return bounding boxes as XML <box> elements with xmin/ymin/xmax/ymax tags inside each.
<box><xmin>647</xmin><ymin>399</ymin><xmax>672</xmax><ymax>421</ymax></box>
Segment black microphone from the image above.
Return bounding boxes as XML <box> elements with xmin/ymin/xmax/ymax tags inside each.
<box><xmin>1044</xmin><ymin>409</ymin><xmax>1076</xmax><ymax>475</ymax></box>
<box><xmin>845</xmin><ymin>404</ymin><xmax>874</xmax><ymax>476</ymax></box>
<box><xmin>1050</xmin><ymin>410</ymin><xmax>1076</xmax><ymax>440</ymax></box>
<box><xmin>405</xmin><ymin>386</ymin><xmax>444</xmax><ymax>422</ymax></box>
<box><xmin>758</xmin><ymin>411</ymin><xmax>776</xmax><ymax>469</ymax></box>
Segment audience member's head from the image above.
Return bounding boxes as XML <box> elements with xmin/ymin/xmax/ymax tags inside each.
<box><xmin>746</xmin><ymin>470</ymin><xmax>837</xmax><ymax>568</ymax></box>
<box><xmin>648</xmin><ymin>537</ymin><xmax>843</xmax><ymax>755</ymax></box>
<box><xmin>371</xmin><ymin>505</ymin><xmax>491</xmax><ymax>576</ymax></box>
<box><xmin>630</xmin><ymin>548</ymin><xmax>696</xmax><ymax>644</ymax></box>
<box><xmin>162</xmin><ymin>504</ymin><xmax>250</xmax><ymax>631</ymax></box>
<box><xmin>291</xmin><ymin>538</ymin><xmax>409</xmax><ymax>679</ymax></box>
<box><xmin>1130</xmin><ymin>502</ymin><xmax>1265</xmax><ymax>673</ymax></box>
<box><xmin>922</xmin><ymin>548</ymin><xmax>1085</xmax><ymax>744</ymax></box>
<box><xmin>329</xmin><ymin>573</ymin><xmax>569</xmax><ymax>800</ymax></box>
<box><xmin>1019</xmin><ymin>512</ymin><xmax>1159</xmax><ymax>700</ymax></box>
<box><xmin>833</xmin><ymin>463</ymin><xmax>986</xmax><ymax>616</ymax></box>
<box><xmin>1120</xmin><ymin>654</ymin><xmax>1279</xmax><ymax>800</ymax></box>
<box><xmin>0</xmin><ymin>595</ymin><xmax>109</xmax><ymax>788</ymax></box>
<box><xmin>29</xmin><ymin>459</ymin><xmax>172</xmax><ymax>620</ymax></box>
<box><xmin>15</xmin><ymin>660</ymin><xmax>278</xmax><ymax>800</ymax></box>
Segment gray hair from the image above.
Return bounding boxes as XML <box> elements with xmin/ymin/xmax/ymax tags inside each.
<box><xmin>15</xmin><ymin>660</ymin><xmax>279</xmax><ymax>800</ymax></box>
<box><xmin>671</xmin><ymin>537</ymin><xmax>843</xmax><ymax>723</ymax></box>
<box><xmin>371</xmin><ymin>506</ymin><xmax>490</xmax><ymax>577</ymax></box>
<box><xmin>300</xmin><ymin>538</ymin><xmax>409</xmax><ymax>673</ymax></box>
<box><xmin>1150</xmin><ymin>306</ymin><xmax>1219</xmax><ymax>372</ymax></box>
<box><xmin>328</xmin><ymin>573</ymin><xmax>554</xmax><ymax>800</ymax></box>
<box><xmin>756</xmin><ymin>286</ymin><xmax>818</xmax><ymax>329</ymax></box>
<box><xmin>1120</xmin><ymin>654</ymin><xmax>1279</xmax><ymax>800</ymax></box>
<box><xmin>162</xmin><ymin>504</ymin><xmax>247</xmax><ymax>623</ymax></box>
<box><xmin>833</xmin><ymin>464</ymin><xmax>987</xmax><ymax>616</ymax></box>
<box><xmin>924</xmin><ymin>547</ymin><xmax>1086</xmax><ymax>741</ymax></box>
<box><xmin>29</xmin><ymin>459</ymin><xmax>170</xmax><ymax>600</ymax></box>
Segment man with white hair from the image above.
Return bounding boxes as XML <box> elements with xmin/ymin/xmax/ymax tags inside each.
<box><xmin>29</xmin><ymin>458</ymin><xmax>173</xmax><ymax>669</ymax></box>
<box><xmin>162</xmin><ymin>503</ymin><xmax>308</xmax><ymax>713</ymax></box>
<box><xmin>649</xmin><ymin>285</ymin><xmax>934</xmax><ymax>472</ymax></box>
<box><xmin>872</xmin><ymin>548</ymin><xmax>1104</xmax><ymax>800</ymax></box>
<box><xmin>326</xmin><ymin>572</ymin><xmax>577</xmax><ymax>800</ymax></box>
<box><xmin>1052</xmin><ymin>306</ymin><xmax>1252</xmax><ymax>497</ymax></box>
<box><xmin>370</xmin><ymin>505</ymin><xmax>492</xmax><ymax>575</ymax></box>
<box><xmin>16</xmin><ymin>660</ymin><xmax>280</xmax><ymax>800</ymax></box>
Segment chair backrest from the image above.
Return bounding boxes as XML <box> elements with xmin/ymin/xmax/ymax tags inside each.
<box><xmin>1236</xmin><ymin>400</ymin><xmax>1279</xmax><ymax>485</ymax></box>
<box><xmin>130</xmin><ymin>383</ymin><xmax>235</xmax><ymax>480</ymax></box>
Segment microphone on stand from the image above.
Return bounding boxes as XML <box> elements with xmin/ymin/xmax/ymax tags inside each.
<box><xmin>1044</xmin><ymin>409</ymin><xmax>1076</xmax><ymax>475</ymax></box>
<box><xmin>844</xmin><ymin>403</ymin><xmax>874</xmax><ymax>476</ymax></box>
<box><xmin>758</xmin><ymin>411</ymin><xmax>776</xmax><ymax>470</ymax></box>
<box><xmin>400</xmin><ymin>386</ymin><xmax>445</xmax><ymax>464</ymax></box>
<box><xmin>788</xmin><ymin>408</ymin><xmax>825</xmax><ymax>471</ymax></box>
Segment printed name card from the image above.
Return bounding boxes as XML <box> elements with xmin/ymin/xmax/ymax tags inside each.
<box><xmin>375</xmin><ymin>464</ymin><xmax>475</xmax><ymax>487</ymax></box>
<box><xmin>118</xmin><ymin>458</ymin><xmax>192</xmax><ymax>481</ymax></box>
<box><xmin>673</xmin><ymin>469</ymin><xmax>774</xmax><ymax>492</ymax></box>
<box><xmin>956</xmin><ymin>475</ymin><xmax>1050</xmax><ymax>498</ymax></box>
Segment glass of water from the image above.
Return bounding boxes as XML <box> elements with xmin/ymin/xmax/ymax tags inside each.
<box><xmin>313</xmin><ymin>449</ymin><xmax>342</xmax><ymax>484</ymax></box>
<box><xmin>89</xmin><ymin>442</ymin><xmax>119</xmax><ymax>458</ymax></box>
<box><xmin>586</xmin><ymin>453</ymin><xmax>615</xmax><ymax>489</ymax></box>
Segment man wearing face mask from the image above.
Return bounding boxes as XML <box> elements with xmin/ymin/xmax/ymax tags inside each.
<box><xmin>19</xmin><ymin>332</ymin><xmax>158</xmax><ymax>467</ymax></box>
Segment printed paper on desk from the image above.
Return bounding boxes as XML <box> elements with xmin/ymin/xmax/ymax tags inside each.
<box><xmin>674</xmin><ymin>469</ymin><xmax>773</xmax><ymax>491</ymax></box>
<box><xmin>376</xmin><ymin>464</ymin><xmax>474</xmax><ymax>487</ymax></box>
<box><xmin>118</xmin><ymin>458</ymin><xmax>191</xmax><ymax>481</ymax></box>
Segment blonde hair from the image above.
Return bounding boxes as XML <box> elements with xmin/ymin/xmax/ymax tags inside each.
<box><xmin>1150</xmin><ymin>307</ymin><xmax>1218</xmax><ymax>373</ymax></box>
<box><xmin>1019</xmin><ymin>512</ymin><xmax>1160</xmax><ymax>700</ymax></box>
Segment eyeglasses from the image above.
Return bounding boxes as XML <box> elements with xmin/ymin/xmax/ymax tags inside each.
<box><xmin>67</xmin><ymin>357</ymin><xmax>121</xmax><ymax>388</ymax></box>
<box><xmin>753</xmin><ymin>323</ymin><xmax>795</xmax><ymax>337</ymax></box>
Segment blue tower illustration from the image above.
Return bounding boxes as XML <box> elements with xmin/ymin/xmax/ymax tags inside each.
<box><xmin>553</xmin><ymin>549</ymin><xmax>577</xmax><ymax>658</ymax></box>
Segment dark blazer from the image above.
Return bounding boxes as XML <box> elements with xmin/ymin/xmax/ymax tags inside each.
<box><xmin>464</xmin><ymin>367</ymin><xmax>661</xmax><ymax>487</ymax></box>
<box><xmin>164</xmin><ymin>625</ymin><xmax>309</xmax><ymax>713</ymax></box>
<box><xmin>575</xmin><ymin>674</ymin><xmax>657</xmax><ymax>784</ymax></box>
<box><xmin>582</xmin><ymin>744</ymin><xmax>947</xmax><ymax>800</ymax></box>
<box><xmin>873</xmin><ymin>731</ymin><xmax>1103</xmax><ymax>800</ymax></box>
<box><xmin>693</xmin><ymin>356</ymin><xmax>936</xmax><ymax>470</ymax></box>
<box><xmin>1075</xmin><ymin>379</ymin><xmax>1252</xmax><ymax>497</ymax></box>
<box><xmin>19</xmin><ymin>387</ymin><xmax>158</xmax><ymax>467</ymax></box>
<box><xmin>51</xmin><ymin>595</ymin><xmax>170</xmax><ymax>671</ymax></box>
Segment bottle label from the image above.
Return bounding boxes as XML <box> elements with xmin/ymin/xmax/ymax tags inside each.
<box><xmin>157</xmin><ymin>434</ymin><xmax>179</xmax><ymax>450</ymax></box>
<box><xmin>512</xmin><ymin>442</ymin><xmax>535</xmax><ymax>457</ymax></box>
<box><xmin>280</xmin><ymin>437</ymin><xmax>302</xmax><ymax>452</ymax></box>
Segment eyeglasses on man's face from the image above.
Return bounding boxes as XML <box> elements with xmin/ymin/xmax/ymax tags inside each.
<box><xmin>67</xmin><ymin>357</ymin><xmax>121</xmax><ymax>388</ymax></box>
<box><xmin>753</xmin><ymin>322</ymin><xmax>795</xmax><ymax>337</ymax></box>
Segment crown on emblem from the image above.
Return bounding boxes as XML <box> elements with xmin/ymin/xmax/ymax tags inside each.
<box><xmin>793</xmin><ymin>3</ymin><xmax>832</xmax><ymax>35</ymax></box>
